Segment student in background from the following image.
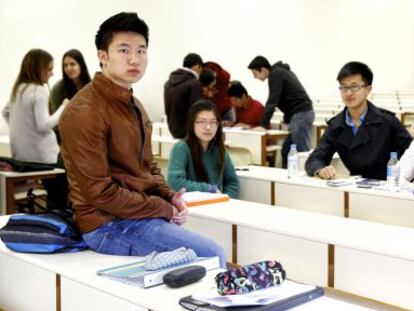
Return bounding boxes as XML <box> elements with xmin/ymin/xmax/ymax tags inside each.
<box><xmin>204</xmin><ymin>61</ymin><xmax>235</xmax><ymax>122</ymax></box>
<box><xmin>2</xmin><ymin>49</ymin><xmax>68</xmax><ymax>209</ymax></box>
<box><xmin>199</xmin><ymin>68</ymin><xmax>217</xmax><ymax>100</ymax></box>
<box><xmin>50</xmin><ymin>49</ymin><xmax>91</xmax><ymax>113</ymax></box>
<box><xmin>59</xmin><ymin>12</ymin><xmax>226</xmax><ymax>267</ymax></box>
<box><xmin>226</xmin><ymin>81</ymin><xmax>264</xmax><ymax>128</ymax></box>
<box><xmin>397</xmin><ymin>140</ymin><xmax>414</xmax><ymax>183</ymax></box>
<box><xmin>248</xmin><ymin>56</ymin><xmax>314</xmax><ymax>168</ymax></box>
<box><xmin>164</xmin><ymin>53</ymin><xmax>203</xmax><ymax>139</ymax></box>
<box><xmin>168</xmin><ymin>99</ymin><xmax>239</xmax><ymax>198</ymax></box>
<box><xmin>305</xmin><ymin>61</ymin><xmax>412</xmax><ymax>180</ymax></box>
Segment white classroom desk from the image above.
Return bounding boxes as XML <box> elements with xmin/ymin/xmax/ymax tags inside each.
<box><xmin>0</xmin><ymin>168</ymin><xmax>65</xmax><ymax>215</ymax></box>
<box><xmin>185</xmin><ymin>199</ymin><xmax>414</xmax><ymax>309</ymax></box>
<box><xmin>223</xmin><ymin>127</ymin><xmax>288</xmax><ymax>166</ymax></box>
<box><xmin>0</xmin><ymin>213</ymin><xmax>219</xmax><ymax>311</ymax></box>
<box><xmin>235</xmin><ymin>165</ymin><xmax>414</xmax><ymax>228</ymax></box>
<box><xmin>151</xmin><ymin>134</ymin><xmax>178</xmax><ymax>159</ymax></box>
<box><xmin>0</xmin><ymin>215</ymin><xmax>383</xmax><ymax>311</ymax></box>
<box><xmin>151</xmin><ymin>124</ymin><xmax>288</xmax><ymax>167</ymax></box>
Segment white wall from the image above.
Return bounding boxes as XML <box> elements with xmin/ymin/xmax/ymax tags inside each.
<box><xmin>1</xmin><ymin>0</ymin><xmax>414</xmax><ymax>134</ymax></box>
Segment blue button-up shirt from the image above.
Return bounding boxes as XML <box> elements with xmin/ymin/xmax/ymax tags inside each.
<box><xmin>345</xmin><ymin>108</ymin><xmax>368</xmax><ymax>135</ymax></box>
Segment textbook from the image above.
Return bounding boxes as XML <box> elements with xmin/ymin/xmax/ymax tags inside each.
<box><xmin>97</xmin><ymin>256</ymin><xmax>220</xmax><ymax>288</ymax></box>
<box><xmin>179</xmin><ymin>280</ymin><xmax>324</xmax><ymax>310</ymax></box>
<box><xmin>182</xmin><ymin>191</ymin><xmax>229</xmax><ymax>207</ymax></box>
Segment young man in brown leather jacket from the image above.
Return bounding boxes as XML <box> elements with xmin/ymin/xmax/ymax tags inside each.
<box><xmin>59</xmin><ymin>12</ymin><xmax>226</xmax><ymax>268</ymax></box>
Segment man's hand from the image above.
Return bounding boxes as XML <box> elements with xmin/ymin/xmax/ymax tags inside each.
<box><xmin>170</xmin><ymin>205</ymin><xmax>187</xmax><ymax>225</ymax></box>
<box><xmin>170</xmin><ymin>188</ymin><xmax>188</xmax><ymax>225</ymax></box>
<box><xmin>316</xmin><ymin>165</ymin><xmax>337</xmax><ymax>179</ymax></box>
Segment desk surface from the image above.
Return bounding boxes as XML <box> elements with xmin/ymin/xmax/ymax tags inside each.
<box><xmin>0</xmin><ymin>215</ymin><xmax>390</xmax><ymax>310</ymax></box>
<box><xmin>0</xmin><ymin>168</ymin><xmax>65</xmax><ymax>178</ymax></box>
<box><xmin>189</xmin><ymin>199</ymin><xmax>414</xmax><ymax>262</ymax></box>
<box><xmin>236</xmin><ymin>165</ymin><xmax>414</xmax><ymax>201</ymax></box>
<box><xmin>224</xmin><ymin>127</ymin><xmax>289</xmax><ymax>136</ymax></box>
<box><xmin>151</xmin><ymin>134</ymin><xmax>178</xmax><ymax>144</ymax></box>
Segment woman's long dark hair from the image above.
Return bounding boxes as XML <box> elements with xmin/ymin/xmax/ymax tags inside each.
<box><xmin>185</xmin><ymin>99</ymin><xmax>225</xmax><ymax>182</ymax></box>
<box><xmin>10</xmin><ymin>49</ymin><xmax>53</xmax><ymax>102</ymax></box>
<box><xmin>61</xmin><ymin>49</ymin><xmax>91</xmax><ymax>99</ymax></box>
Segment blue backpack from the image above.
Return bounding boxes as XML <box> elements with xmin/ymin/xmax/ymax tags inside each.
<box><xmin>0</xmin><ymin>189</ymin><xmax>88</xmax><ymax>254</ymax></box>
<box><xmin>0</xmin><ymin>213</ymin><xmax>88</xmax><ymax>253</ymax></box>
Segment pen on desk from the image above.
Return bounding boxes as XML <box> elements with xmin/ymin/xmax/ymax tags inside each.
<box><xmin>236</xmin><ymin>167</ymin><xmax>249</xmax><ymax>171</ymax></box>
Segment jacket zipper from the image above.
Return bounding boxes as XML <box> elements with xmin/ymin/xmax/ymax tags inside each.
<box><xmin>129</xmin><ymin>99</ymin><xmax>146</xmax><ymax>165</ymax></box>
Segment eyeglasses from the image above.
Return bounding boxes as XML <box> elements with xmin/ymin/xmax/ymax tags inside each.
<box><xmin>195</xmin><ymin>120</ymin><xmax>219</xmax><ymax>129</ymax></box>
<box><xmin>338</xmin><ymin>84</ymin><xmax>366</xmax><ymax>93</ymax></box>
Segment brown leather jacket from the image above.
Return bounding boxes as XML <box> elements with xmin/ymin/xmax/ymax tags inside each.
<box><xmin>59</xmin><ymin>73</ymin><xmax>175</xmax><ymax>233</ymax></box>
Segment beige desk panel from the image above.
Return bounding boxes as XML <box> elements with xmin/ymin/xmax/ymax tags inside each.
<box><xmin>239</xmin><ymin>177</ymin><xmax>272</xmax><ymax>205</ymax></box>
<box><xmin>275</xmin><ymin>183</ymin><xmax>344</xmax><ymax>216</ymax></box>
<box><xmin>349</xmin><ymin>193</ymin><xmax>414</xmax><ymax>228</ymax></box>
<box><xmin>0</xmin><ymin>253</ymin><xmax>56</xmax><ymax>311</ymax></box>
<box><xmin>335</xmin><ymin>246</ymin><xmax>414</xmax><ymax>310</ymax></box>
<box><xmin>184</xmin><ymin>215</ymin><xmax>233</xmax><ymax>262</ymax></box>
<box><xmin>237</xmin><ymin>226</ymin><xmax>328</xmax><ymax>287</ymax></box>
<box><xmin>61</xmin><ymin>277</ymin><xmax>146</xmax><ymax>311</ymax></box>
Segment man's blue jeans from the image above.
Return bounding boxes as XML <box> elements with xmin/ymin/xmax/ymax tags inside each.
<box><xmin>82</xmin><ymin>218</ymin><xmax>227</xmax><ymax>268</ymax></box>
<box><xmin>281</xmin><ymin>109</ymin><xmax>315</xmax><ymax>168</ymax></box>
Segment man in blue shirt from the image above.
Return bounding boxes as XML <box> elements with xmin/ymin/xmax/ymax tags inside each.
<box><xmin>305</xmin><ymin>62</ymin><xmax>412</xmax><ymax>180</ymax></box>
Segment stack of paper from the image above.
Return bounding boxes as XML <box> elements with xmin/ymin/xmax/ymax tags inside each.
<box><xmin>180</xmin><ymin>280</ymin><xmax>325</xmax><ymax>310</ymax></box>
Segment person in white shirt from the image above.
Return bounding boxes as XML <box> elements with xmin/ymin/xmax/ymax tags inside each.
<box><xmin>398</xmin><ymin>140</ymin><xmax>414</xmax><ymax>183</ymax></box>
<box><xmin>2</xmin><ymin>49</ymin><xmax>69</xmax><ymax>210</ymax></box>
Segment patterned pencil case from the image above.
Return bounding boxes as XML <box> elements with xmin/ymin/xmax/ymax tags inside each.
<box><xmin>215</xmin><ymin>260</ymin><xmax>286</xmax><ymax>295</ymax></box>
<box><xmin>144</xmin><ymin>247</ymin><xmax>197</xmax><ymax>270</ymax></box>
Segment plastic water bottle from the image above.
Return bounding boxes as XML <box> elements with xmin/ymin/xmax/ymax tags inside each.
<box><xmin>287</xmin><ymin>144</ymin><xmax>299</xmax><ymax>179</ymax></box>
<box><xmin>386</xmin><ymin>152</ymin><xmax>400</xmax><ymax>192</ymax></box>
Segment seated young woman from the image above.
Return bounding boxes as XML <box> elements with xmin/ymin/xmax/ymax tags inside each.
<box><xmin>167</xmin><ymin>99</ymin><xmax>239</xmax><ymax>198</ymax></box>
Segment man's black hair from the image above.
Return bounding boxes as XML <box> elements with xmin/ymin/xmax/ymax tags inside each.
<box><xmin>95</xmin><ymin>12</ymin><xmax>149</xmax><ymax>51</ymax></box>
<box><xmin>199</xmin><ymin>69</ymin><xmax>215</xmax><ymax>86</ymax></box>
<box><xmin>337</xmin><ymin>61</ymin><xmax>373</xmax><ymax>85</ymax></box>
<box><xmin>247</xmin><ymin>56</ymin><xmax>271</xmax><ymax>70</ymax></box>
<box><xmin>183</xmin><ymin>53</ymin><xmax>203</xmax><ymax>68</ymax></box>
<box><xmin>227</xmin><ymin>81</ymin><xmax>248</xmax><ymax>98</ymax></box>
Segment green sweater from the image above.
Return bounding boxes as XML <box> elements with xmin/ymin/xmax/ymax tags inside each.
<box><xmin>167</xmin><ymin>140</ymin><xmax>239</xmax><ymax>198</ymax></box>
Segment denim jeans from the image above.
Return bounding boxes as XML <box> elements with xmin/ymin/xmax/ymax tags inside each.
<box><xmin>282</xmin><ymin>109</ymin><xmax>315</xmax><ymax>168</ymax></box>
<box><xmin>82</xmin><ymin>218</ymin><xmax>227</xmax><ymax>268</ymax></box>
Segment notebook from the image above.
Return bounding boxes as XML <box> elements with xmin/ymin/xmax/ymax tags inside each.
<box><xmin>97</xmin><ymin>256</ymin><xmax>219</xmax><ymax>288</ymax></box>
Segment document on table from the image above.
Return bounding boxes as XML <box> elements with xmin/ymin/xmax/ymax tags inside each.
<box><xmin>192</xmin><ymin>280</ymin><xmax>320</xmax><ymax>308</ymax></box>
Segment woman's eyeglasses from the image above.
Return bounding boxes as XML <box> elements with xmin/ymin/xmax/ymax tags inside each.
<box><xmin>195</xmin><ymin>120</ymin><xmax>219</xmax><ymax>129</ymax></box>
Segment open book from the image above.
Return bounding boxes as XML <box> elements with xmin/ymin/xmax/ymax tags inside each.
<box><xmin>182</xmin><ymin>191</ymin><xmax>229</xmax><ymax>207</ymax></box>
<box><xmin>97</xmin><ymin>256</ymin><xmax>219</xmax><ymax>288</ymax></box>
